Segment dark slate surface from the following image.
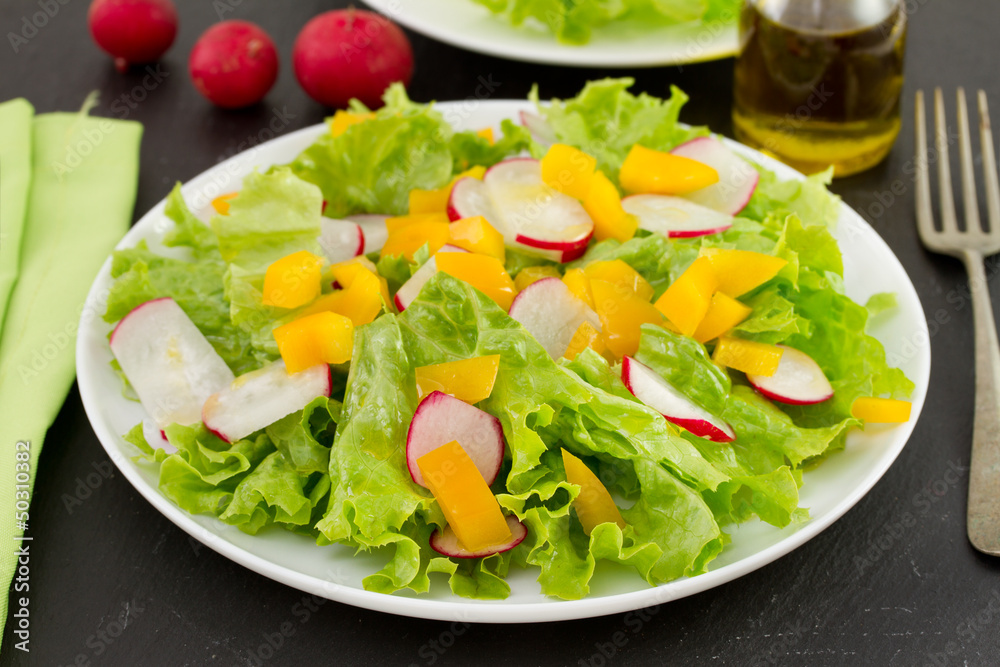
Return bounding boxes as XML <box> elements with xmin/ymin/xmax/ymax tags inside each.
<box><xmin>1</xmin><ymin>0</ymin><xmax>999</xmax><ymax>664</ymax></box>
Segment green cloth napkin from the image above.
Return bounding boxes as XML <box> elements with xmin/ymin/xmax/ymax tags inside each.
<box><xmin>0</xmin><ymin>102</ymin><xmax>142</xmax><ymax>646</ymax></box>
<box><xmin>0</xmin><ymin>99</ymin><xmax>35</xmax><ymax>334</ymax></box>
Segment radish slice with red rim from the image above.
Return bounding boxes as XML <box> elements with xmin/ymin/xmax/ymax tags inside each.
<box><xmin>319</xmin><ymin>219</ymin><xmax>365</xmax><ymax>263</ymax></box>
<box><xmin>621</xmin><ymin>356</ymin><xmax>735</xmax><ymax>443</ymax></box>
<box><xmin>671</xmin><ymin>137</ymin><xmax>759</xmax><ymax>215</ymax></box>
<box><xmin>621</xmin><ymin>194</ymin><xmax>734</xmax><ymax>238</ymax></box>
<box><xmin>346</xmin><ymin>214</ymin><xmax>389</xmax><ymax>255</ymax></box>
<box><xmin>746</xmin><ymin>345</ymin><xmax>834</xmax><ymax>405</ymax></box>
<box><xmin>406</xmin><ymin>391</ymin><xmax>505</xmax><ymax>488</ymax></box>
<box><xmin>430</xmin><ymin>514</ymin><xmax>527</xmax><ymax>559</ymax></box>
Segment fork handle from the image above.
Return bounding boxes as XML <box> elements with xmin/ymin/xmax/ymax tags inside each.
<box><xmin>963</xmin><ymin>249</ymin><xmax>1000</xmax><ymax>555</ymax></box>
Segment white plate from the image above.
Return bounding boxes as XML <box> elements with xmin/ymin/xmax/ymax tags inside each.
<box><xmin>363</xmin><ymin>0</ymin><xmax>738</xmax><ymax>68</ymax></box>
<box><xmin>77</xmin><ymin>100</ymin><xmax>930</xmax><ymax>623</ymax></box>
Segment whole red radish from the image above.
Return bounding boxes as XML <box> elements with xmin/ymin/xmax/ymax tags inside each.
<box><xmin>189</xmin><ymin>21</ymin><xmax>278</xmax><ymax>109</ymax></box>
<box><xmin>88</xmin><ymin>0</ymin><xmax>178</xmax><ymax>72</ymax></box>
<box><xmin>293</xmin><ymin>9</ymin><xmax>414</xmax><ymax>109</ymax></box>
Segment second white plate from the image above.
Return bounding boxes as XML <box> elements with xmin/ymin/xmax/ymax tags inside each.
<box><xmin>363</xmin><ymin>0</ymin><xmax>739</xmax><ymax>68</ymax></box>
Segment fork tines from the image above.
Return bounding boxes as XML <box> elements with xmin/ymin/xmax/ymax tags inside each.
<box><xmin>915</xmin><ymin>88</ymin><xmax>1000</xmax><ymax>257</ymax></box>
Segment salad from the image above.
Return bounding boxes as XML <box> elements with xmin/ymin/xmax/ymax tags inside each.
<box><xmin>468</xmin><ymin>0</ymin><xmax>741</xmax><ymax>45</ymax></box>
<box><xmin>103</xmin><ymin>79</ymin><xmax>914</xmax><ymax>601</ymax></box>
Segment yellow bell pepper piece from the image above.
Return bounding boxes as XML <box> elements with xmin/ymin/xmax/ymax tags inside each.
<box><xmin>693</xmin><ymin>292</ymin><xmax>753</xmax><ymax>343</ymax></box>
<box><xmin>584</xmin><ymin>170</ymin><xmax>637</xmax><ymax>243</ymax></box>
<box><xmin>329</xmin><ymin>256</ymin><xmax>377</xmax><ymax>288</ymax></box>
<box><xmin>386</xmin><ymin>212</ymin><xmax>451</xmax><ymax>234</ymax></box>
<box><xmin>653</xmin><ymin>257</ymin><xmax>718</xmax><ymax>337</ymax></box>
<box><xmin>448</xmin><ymin>216</ymin><xmax>506</xmax><ymax>263</ymax></box>
<box><xmin>329</xmin><ymin>110</ymin><xmax>376</xmax><ymax>137</ymax></box>
<box><xmin>563</xmin><ymin>321</ymin><xmax>607</xmax><ymax>361</ymax></box>
<box><xmin>851</xmin><ymin>397</ymin><xmax>912</xmax><ymax>423</ymax></box>
<box><xmin>561</xmin><ymin>449</ymin><xmax>626</xmax><ymax>535</ymax></box>
<box><xmin>591</xmin><ymin>279</ymin><xmax>664</xmax><ymax>358</ymax></box>
<box><xmin>380</xmin><ymin>221</ymin><xmax>450</xmax><ymax>260</ymax></box>
<box><xmin>262</xmin><ymin>250</ymin><xmax>325</xmax><ymax>309</ymax></box>
<box><xmin>211</xmin><ymin>192</ymin><xmax>238</xmax><ymax>215</ymax></box>
<box><xmin>712</xmin><ymin>337</ymin><xmax>783</xmax><ymax>376</ymax></box>
<box><xmin>619</xmin><ymin>144</ymin><xmax>719</xmax><ymax>195</ymax></box>
<box><xmin>417</xmin><ymin>441</ymin><xmax>512</xmax><ymax>552</ymax></box>
<box><xmin>273</xmin><ymin>311</ymin><xmax>354</xmax><ymax>373</ymax></box>
<box><xmin>541</xmin><ymin>144</ymin><xmax>597</xmax><ymax>201</ymax></box>
<box><xmin>562</xmin><ymin>268</ymin><xmax>595</xmax><ymax>309</ymax></box>
<box><xmin>435</xmin><ymin>252</ymin><xmax>517</xmax><ymax>312</ymax></box>
<box><xmin>584</xmin><ymin>259</ymin><xmax>654</xmax><ymax>302</ymax></box>
<box><xmin>477</xmin><ymin>127</ymin><xmax>495</xmax><ymax>144</ymax></box>
<box><xmin>700</xmin><ymin>248</ymin><xmax>788</xmax><ymax>298</ymax></box>
<box><xmin>415</xmin><ymin>355</ymin><xmax>501</xmax><ymax>403</ymax></box>
<box><xmin>408</xmin><ymin>167</ymin><xmax>488</xmax><ymax>214</ymax></box>
<box><xmin>514</xmin><ymin>265</ymin><xmax>561</xmax><ymax>291</ymax></box>
<box><xmin>300</xmin><ymin>269</ymin><xmax>383</xmax><ymax>326</ymax></box>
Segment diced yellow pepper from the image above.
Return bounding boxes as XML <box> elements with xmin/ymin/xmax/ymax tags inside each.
<box><xmin>386</xmin><ymin>212</ymin><xmax>451</xmax><ymax>234</ymax></box>
<box><xmin>273</xmin><ymin>311</ymin><xmax>354</xmax><ymax>373</ymax></box>
<box><xmin>619</xmin><ymin>144</ymin><xmax>719</xmax><ymax>195</ymax></box>
<box><xmin>329</xmin><ymin>256</ymin><xmax>378</xmax><ymax>288</ymax></box>
<box><xmin>514</xmin><ymin>265</ymin><xmax>561</xmax><ymax>291</ymax></box>
<box><xmin>417</xmin><ymin>441</ymin><xmax>512</xmax><ymax>552</ymax></box>
<box><xmin>591</xmin><ymin>279</ymin><xmax>664</xmax><ymax>358</ymax></box>
<box><xmin>712</xmin><ymin>337</ymin><xmax>783</xmax><ymax>376</ymax></box>
<box><xmin>561</xmin><ymin>449</ymin><xmax>626</xmax><ymax>535</ymax></box>
<box><xmin>851</xmin><ymin>397</ymin><xmax>912</xmax><ymax>423</ymax></box>
<box><xmin>448</xmin><ymin>216</ymin><xmax>506</xmax><ymax>263</ymax></box>
<box><xmin>300</xmin><ymin>268</ymin><xmax>383</xmax><ymax>326</ymax></box>
<box><xmin>435</xmin><ymin>252</ymin><xmax>517</xmax><ymax>312</ymax></box>
<box><xmin>562</xmin><ymin>268</ymin><xmax>595</xmax><ymax>309</ymax></box>
<box><xmin>563</xmin><ymin>321</ymin><xmax>607</xmax><ymax>361</ymax></box>
<box><xmin>700</xmin><ymin>248</ymin><xmax>788</xmax><ymax>298</ymax></box>
<box><xmin>477</xmin><ymin>127</ymin><xmax>495</xmax><ymax>144</ymax></box>
<box><xmin>211</xmin><ymin>192</ymin><xmax>238</xmax><ymax>215</ymax></box>
<box><xmin>408</xmin><ymin>167</ymin><xmax>487</xmax><ymax>215</ymax></box>
<box><xmin>262</xmin><ymin>250</ymin><xmax>325</xmax><ymax>309</ymax></box>
<box><xmin>584</xmin><ymin>259</ymin><xmax>654</xmax><ymax>302</ymax></box>
<box><xmin>415</xmin><ymin>355</ymin><xmax>501</xmax><ymax>403</ymax></box>
<box><xmin>541</xmin><ymin>144</ymin><xmax>597</xmax><ymax>201</ymax></box>
<box><xmin>653</xmin><ymin>257</ymin><xmax>718</xmax><ymax>337</ymax></box>
<box><xmin>693</xmin><ymin>292</ymin><xmax>753</xmax><ymax>343</ymax></box>
<box><xmin>380</xmin><ymin>222</ymin><xmax>451</xmax><ymax>260</ymax></box>
<box><xmin>584</xmin><ymin>170</ymin><xmax>637</xmax><ymax>243</ymax></box>
<box><xmin>329</xmin><ymin>110</ymin><xmax>376</xmax><ymax>137</ymax></box>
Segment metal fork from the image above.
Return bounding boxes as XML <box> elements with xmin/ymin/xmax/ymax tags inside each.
<box><xmin>916</xmin><ymin>88</ymin><xmax>1000</xmax><ymax>556</ymax></box>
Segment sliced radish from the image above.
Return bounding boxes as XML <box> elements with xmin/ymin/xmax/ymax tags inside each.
<box><xmin>746</xmin><ymin>345</ymin><xmax>833</xmax><ymax>405</ymax></box>
<box><xmin>446</xmin><ymin>176</ymin><xmax>499</xmax><ymax>223</ymax></box>
<box><xmin>519</xmin><ymin>110</ymin><xmax>556</xmax><ymax>146</ymax></box>
<box><xmin>319</xmin><ymin>219</ymin><xmax>365</xmax><ymax>264</ymax></box>
<box><xmin>110</xmin><ymin>298</ymin><xmax>235</xmax><ymax>430</ymax></box>
<box><xmin>346</xmin><ymin>214</ymin><xmax>389</xmax><ymax>255</ymax></box>
<box><xmin>406</xmin><ymin>391</ymin><xmax>505</xmax><ymax>488</ymax></box>
<box><xmin>508</xmin><ymin>278</ymin><xmax>601</xmax><ymax>360</ymax></box>
<box><xmin>393</xmin><ymin>246</ymin><xmax>468</xmax><ymax>312</ymax></box>
<box><xmin>430</xmin><ymin>514</ymin><xmax>527</xmax><ymax>559</ymax></box>
<box><xmin>202</xmin><ymin>359</ymin><xmax>332</xmax><ymax>443</ymax></box>
<box><xmin>622</xmin><ymin>194</ymin><xmax>734</xmax><ymax>238</ymax></box>
<box><xmin>621</xmin><ymin>356</ymin><xmax>735</xmax><ymax>443</ymax></box>
<box><xmin>671</xmin><ymin>137</ymin><xmax>759</xmax><ymax>215</ymax></box>
<box><xmin>484</xmin><ymin>158</ymin><xmax>593</xmax><ymax>262</ymax></box>
<box><xmin>143</xmin><ymin>419</ymin><xmax>176</xmax><ymax>453</ymax></box>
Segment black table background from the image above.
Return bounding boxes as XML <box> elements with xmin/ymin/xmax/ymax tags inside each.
<box><xmin>2</xmin><ymin>0</ymin><xmax>999</xmax><ymax>664</ymax></box>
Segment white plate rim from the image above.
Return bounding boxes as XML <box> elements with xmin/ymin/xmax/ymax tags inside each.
<box><xmin>362</xmin><ymin>0</ymin><xmax>739</xmax><ymax>68</ymax></box>
<box><xmin>76</xmin><ymin>99</ymin><xmax>930</xmax><ymax>624</ymax></box>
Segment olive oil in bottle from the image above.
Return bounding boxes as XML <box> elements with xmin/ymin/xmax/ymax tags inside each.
<box><xmin>732</xmin><ymin>0</ymin><xmax>906</xmax><ymax>177</ymax></box>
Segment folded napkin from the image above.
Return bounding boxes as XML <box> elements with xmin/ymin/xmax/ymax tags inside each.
<box><xmin>0</xmin><ymin>98</ymin><xmax>142</xmax><ymax>646</ymax></box>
